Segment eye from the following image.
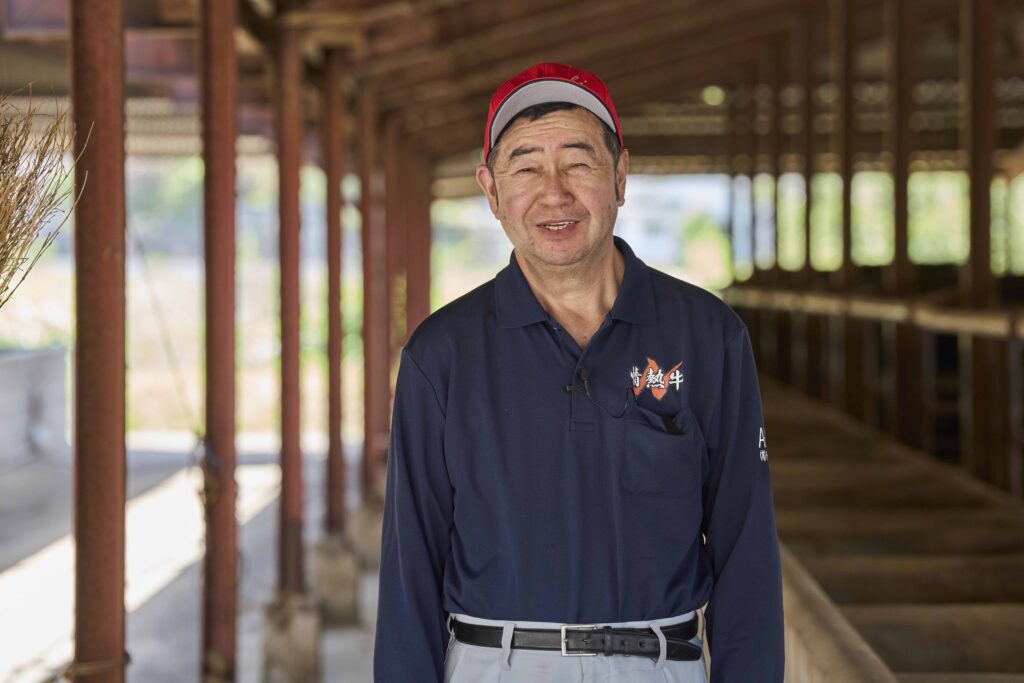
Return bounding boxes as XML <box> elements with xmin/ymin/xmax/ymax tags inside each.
<box><xmin>514</xmin><ymin>167</ymin><xmax>537</xmax><ymax>175</ymax></box>
<box><xmin>569</xmin><ymin>163</ymin><xmax>590</xmax><ymax>169</ymax></box>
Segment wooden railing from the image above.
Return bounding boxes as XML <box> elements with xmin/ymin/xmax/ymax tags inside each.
<box><xmin>725</xmin><ymin>288</ymin><xmax>1019</xmax><ymax>338</ymax></box>
<box><xmin>724</xmin><ymin>286</ymin><xmax>1023</xmax><ymax>498</ymax></box>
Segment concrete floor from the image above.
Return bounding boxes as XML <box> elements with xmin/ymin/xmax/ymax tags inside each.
<box><xmin>0</xmin><ymin>444</ymin><xmax>377</xmax><ymax>683</ymax></box>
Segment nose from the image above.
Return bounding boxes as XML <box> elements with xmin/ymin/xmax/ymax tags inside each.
<box><xmin>537</xmin><ymin>170</ymin><xmax>573</xmax><ymax>206</ymax></box>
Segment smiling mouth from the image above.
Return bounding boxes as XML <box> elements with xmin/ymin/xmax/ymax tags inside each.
<box><xmin>538</xmin><ymin>220</ymin><xmax>578</xmax><ymax>231</ymax></box>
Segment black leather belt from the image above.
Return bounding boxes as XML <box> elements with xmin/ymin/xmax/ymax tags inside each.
<box><xmin>452</xmin><ymin>614</ymin><xmax>702</xmax><ymax>660</ymax></box>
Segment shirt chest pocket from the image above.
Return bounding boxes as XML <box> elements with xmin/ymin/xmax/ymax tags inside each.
<box><xmin>620</xmin><ymin>404</ymin><xmax>704</xmax><ymax>497</ymax></box>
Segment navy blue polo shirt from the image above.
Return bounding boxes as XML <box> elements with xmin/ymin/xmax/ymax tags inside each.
<box><xmin>374</xmin><ymin>236</ymin><xmax>784</xmax><ymax>682</ymax></box>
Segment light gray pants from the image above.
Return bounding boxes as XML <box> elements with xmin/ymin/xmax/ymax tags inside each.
<box><xmin>444</xmin><ymin>610</ymin><xmax>709</xmax><ymax>683</ymax></box>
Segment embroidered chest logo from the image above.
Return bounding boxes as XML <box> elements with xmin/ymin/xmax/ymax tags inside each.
<box><xmin>630</xmin><ymin>358</ymin><xmax>683</xmax><ymax>401</ymax></box>
<box><xmin>759</xmin><ymin>427</ymin><xmax>768</xmax><ymax>461</ymax></box>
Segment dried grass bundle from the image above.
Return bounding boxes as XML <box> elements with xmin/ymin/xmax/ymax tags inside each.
<box><xmin>0</xmin><ymin>93</ymin><xmax>83</xmax><ymax>311</ymax></box>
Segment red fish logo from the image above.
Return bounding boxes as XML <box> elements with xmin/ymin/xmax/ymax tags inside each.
<box><xmin>630</xmin><ymin>358</ymin><xmax>683</xmax><ymax>400</ymax></box>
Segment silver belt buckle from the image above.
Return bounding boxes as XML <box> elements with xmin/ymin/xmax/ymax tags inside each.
<box><xmin>560</xmin><ymin>623</ymin><xmax>598</xmax><ymax>656</ymax></box>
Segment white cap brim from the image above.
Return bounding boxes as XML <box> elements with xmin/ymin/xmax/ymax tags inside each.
<box><xmin>489</xmin><ymin>79</ymin><xmax>617</xmax><ymax>150</ymax></box>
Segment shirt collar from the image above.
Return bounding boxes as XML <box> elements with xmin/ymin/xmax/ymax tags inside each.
<box><xmin>494</xmin><ymin>235</ymin><xmax>658</xmax><ymax>329</ymax></box>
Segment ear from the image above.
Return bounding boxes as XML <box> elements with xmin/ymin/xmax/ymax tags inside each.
<box><xmin>615</xmin><ymin>148</ymin><xmax>629</xmax><ymax>207</ymax></box>
<box><xmin>476</xmin><ymin>163</ymin><xmax>500</xmax><ymax>215</ymax></box>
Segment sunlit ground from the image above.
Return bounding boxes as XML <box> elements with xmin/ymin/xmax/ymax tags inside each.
<box><xmin>0</xmin><ymin>464</ymin><xmax>280</xmax><ymax>682</ymax></box>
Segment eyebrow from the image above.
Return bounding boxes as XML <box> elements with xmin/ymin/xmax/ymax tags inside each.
<box><xmin>562</xmin><ymin>141</ymin><xmax>597</xmax><ymax>155</ymax></box>
<box><xmin>506</xmin><ymin>141</ymin><xmax>598</xmax><ymax>161</ymax></box>
<box><xmin>508</xmin><ymin>145</ymin><xmax>542</xmax><ymax>160</ymax></box>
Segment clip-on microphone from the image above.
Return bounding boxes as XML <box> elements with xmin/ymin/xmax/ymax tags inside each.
<box><xmin>564</xmin><ymin>367</ymin><xmax>591</xmax><ymax>393</ymax></box>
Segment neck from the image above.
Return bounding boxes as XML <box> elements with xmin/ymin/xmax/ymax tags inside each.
<box><xmin>515</xmin><ymin>240</ymin><xmax>625</xmax><ymax>322</ymax></box>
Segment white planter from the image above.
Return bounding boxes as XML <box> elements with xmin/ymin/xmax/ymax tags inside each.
<box><xmin>0</xmin><ymin>347</ymin><xmax>68</xmax><ymax>466</ymax></box>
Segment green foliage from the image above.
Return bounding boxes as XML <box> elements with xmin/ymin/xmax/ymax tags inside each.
<box><xmin>990</xmin><ymin>176</ymin><xmax>1024</xmax><ymax>276</ymax></box>
<box><xmin>753</xmin><ymin>174</ymin><xmax>776</xmax><ymax>270</ymax></box>
<box><xmin>909</xmin><ymin>171</ymin><xmax>968</xmax><ymax>264</ymax></box>
<box><xmin>128</xmin><ymin>157</ymin><xmax>203</xmax><ymax>226</ymax></box>
<box><xmin>810</xmin><ymin>173</ymin><xmax>842</xmax><ymax>271</ymax></box>
<box><xmin>682</xmin><ymin>213</ymin><xmax>732</xmax><ymax>290</ymax></box>
<box><xmin>776</xmin><ymin>173</ymin><xmax>806</xmax><ymax>271</ymax></box>
<box><xmin>1007</xmin><ymin>177</ymin><xmax>1024</xmax><ymax>275</ymax></box>
<box><xmin>852</xmin><ymin>172</ymin><xmax>895</xmax><ymax>266</ymax></box>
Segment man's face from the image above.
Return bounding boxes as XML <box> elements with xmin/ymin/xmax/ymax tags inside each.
<box><xmin>476</xmin><ymin>108</ymin><xmax>628</xmax><ymax>272</ymax></box>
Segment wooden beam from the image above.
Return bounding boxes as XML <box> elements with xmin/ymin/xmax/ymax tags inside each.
<box><xmin>408</xmin><ymin>32</ymin><xmax>777</xmax><ymax>156</ymax></box>
<box><xmin>375</xmin><ymin>0</ymin><xmax>804</xmax><ymax>113</ymax></box>
<box><xmin>363</xmin><ymin>0</ymin><xmax>684</xmax><ymax>88</ymax></box>
<box><xmin>350</xmin><ymin>0</ymin><xmax>609</xmax><ymax>67</ymax></box>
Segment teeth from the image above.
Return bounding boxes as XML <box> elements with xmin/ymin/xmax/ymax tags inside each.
<box><xmin>541</xmin><ymin>221</ymin><xmax>573</xmax><ymax>230</ymax></box>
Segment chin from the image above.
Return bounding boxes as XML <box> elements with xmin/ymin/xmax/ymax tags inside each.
<box><xmin>535</xmin><ymin>249</ymin><xmax>590</xmax><ymax>269</ymax></box>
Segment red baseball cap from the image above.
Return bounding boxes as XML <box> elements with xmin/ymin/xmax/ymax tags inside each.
<box><xmin>483</xmin><ymin>63</ymin><xmax>623</xmax><ymax>162</ymax></box>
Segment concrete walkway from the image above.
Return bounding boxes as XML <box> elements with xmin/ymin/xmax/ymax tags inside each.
<box><xmin>0</xmin><ymin>442</ymin><xmax>377</xmax><ymax>683</ymax></box>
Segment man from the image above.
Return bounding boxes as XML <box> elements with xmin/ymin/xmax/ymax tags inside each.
<box><xmin>374</xmin><ymin>63</ymin><xmax>784</xmax><ymax>682</ymax></box>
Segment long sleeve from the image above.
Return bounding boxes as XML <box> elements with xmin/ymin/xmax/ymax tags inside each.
<box><xmin>373</xmin><ymin>349</ymin><xmax>454</xmax><ymax>682</ymax></box>
<box><xmin>701</xmin><ymin>326</ymin><xmax>785</xmax><ymax>682</ymax></box>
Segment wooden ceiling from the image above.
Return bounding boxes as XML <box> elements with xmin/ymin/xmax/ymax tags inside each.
<box><xmin>2</xmin><ymin>0</ymin><xmax>1023</xmax><ymax>194</ymax></box>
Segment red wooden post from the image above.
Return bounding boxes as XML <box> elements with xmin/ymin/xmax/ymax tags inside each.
<box><xmin>961</xmin><ymin>0</ymin><xmax>995</xmax><ymax>310</ymax></box>
<box><xmin>276</xmin><ymin>21</ymin><xmax>305</xmax><ymax>595</ymax></box>
<box><xmin>70</xmin><ymin>0</ymin><xmax>127</xmax><ymax>681</ymax></box>
<box><xmin>885</xmin><ymin>0</ymin><xmax>923</xmax><ymax>448</ymax></box>
<box><xmin>831</xmin><ymin>0</ymin><xmax>865</xmax><ymax>418</ymax></box>
<box><xmin>960</xmin><ymin>0</ymin><xmax>1003</xmax><ymax>487</ymax></box>
<box><xmin>800</xmin><ymin>10</ymin><xmax>820</xmax><ymax>397</ymax></box>
<box><xmin>384</xmin><ymin>119</ymin><xmax>406</xmax><ymax>369</ymax></box>
<box><xmin>360</xmin><ymin>88</ymin><xmax>389</xmax><ymax>501</ymax></box>
<box><xmin>406</xmin><ymin>148</ymin><xmax>432</xmax><ymax>336</ymax></box>
<box><xmin>200</xmin><ymin>0</ymin><xmax>239</xmax><ymax>678</ymax></box>
<box><xmin>800</xmin><ymin>9</ymin><xmax>815</xmax><ymax>285</ymax></box>
<box><xmin>324</xmin><ymin>50</ymin><xmax>347</xmax><ymax>536</ymax></box>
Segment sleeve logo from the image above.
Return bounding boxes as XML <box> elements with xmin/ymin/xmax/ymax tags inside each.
<box><xmin>758</xmin><ymin>427</ymin><xmax>768</xmax><ymax>461</ymax></box>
